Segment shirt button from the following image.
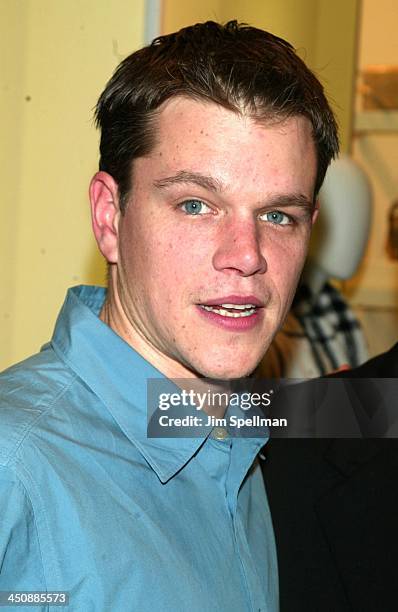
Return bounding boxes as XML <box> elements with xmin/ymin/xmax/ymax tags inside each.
<box><xmin>212</xmin><ymin>427</ymin><xmax>229</xmax><ymax>441</ymax></box>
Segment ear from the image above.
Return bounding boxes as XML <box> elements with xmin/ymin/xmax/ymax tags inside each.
<box><xmin>311</xmin><ymin>198</ymin><xmax>320</xmax><ymax>225</ymax></box>
<box><xmin>89</xmin><ymin>171</ymin><xmax>121</xmax><ymax>263</ymax></box>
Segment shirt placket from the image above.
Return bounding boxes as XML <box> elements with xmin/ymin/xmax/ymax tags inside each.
<box><xmin>226</xmin><ymin>438</ymin><xmax>270</xmax><ymax>612</ymax></box>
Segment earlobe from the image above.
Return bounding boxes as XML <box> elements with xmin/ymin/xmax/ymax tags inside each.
<box><xmin>89</xmin><ymin>171</ymin><xmax>120</xmax><ymax>263</ymax></box>
<box><xmin>311</xmin><ymin>199</ymin><xmax>320</xmax><ymax>225</ymax></box>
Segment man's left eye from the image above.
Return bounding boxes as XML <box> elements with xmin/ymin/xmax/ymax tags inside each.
<box><xmin>180</xmin><ymin>199</ymin><xmax>211</xmax><ymax>215</ymax></box>
<box><xmin>261</xmin><ymin>211</ymin><xmax>291</xmax><ymax>225</ymax></box>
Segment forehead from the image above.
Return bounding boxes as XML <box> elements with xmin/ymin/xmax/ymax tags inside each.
<box><xmin>138</xmin><ymin>97</ymin><xmax>317</xmax><ymax>198</ymax></box>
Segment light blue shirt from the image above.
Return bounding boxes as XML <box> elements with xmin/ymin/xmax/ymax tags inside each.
<box><xmin>0</xmin><ymin>286</ymin><xmax>278</xmax><ymax>611</ymax></box>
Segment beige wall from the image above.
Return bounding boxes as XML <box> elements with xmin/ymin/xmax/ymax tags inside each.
<box><xmin>162</xmin><ymin>0</ymin><xmax>359</xmax><ymax>152</ymax></box>
<box><xmin>1</xmin><ymin>0</ymin><xmax>145</xmax><ymax>370</ymax></box>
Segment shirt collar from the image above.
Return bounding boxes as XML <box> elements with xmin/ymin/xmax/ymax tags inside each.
<box><xmin>50</xmin><ymin>285</ymin><xmax>209</xmax><ymax>483</ymax></box>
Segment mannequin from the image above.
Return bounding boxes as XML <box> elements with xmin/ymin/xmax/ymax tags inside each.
<box><xmin>259</xmin><ymin>156</ymin><xmax>373</xmax><ymax>378</ymax></box>
<box><xmin>306</xmin><ymin>154</ymin><xmax>373</xmax><ymax>286</ymax></box>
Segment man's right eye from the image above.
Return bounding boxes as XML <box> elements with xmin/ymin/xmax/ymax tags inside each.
<box><xmin>179</xmin><ymin>199</ymin><xmax>211</xmax><ymax>215</ymax></box>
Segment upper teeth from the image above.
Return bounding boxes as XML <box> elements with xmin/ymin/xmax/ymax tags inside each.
<box><xmin>201</xmin><ymin>304</ymin><xmax>257</xmax><ymax>318</ymax></box>
<box><xmin>219</xmin><ymin>303</ymin><xmax>256</xmax><ymax>309</ymax></box>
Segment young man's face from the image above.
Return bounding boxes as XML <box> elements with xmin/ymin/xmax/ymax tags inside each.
<box><xmin>102</xmin><ymin>98</ymin><xmax>317</xmax><ymax>379</ymax></box>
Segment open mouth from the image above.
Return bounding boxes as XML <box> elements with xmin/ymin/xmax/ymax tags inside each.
<box><xmin>199</xmin><ymin>303</ymin><xmax>258</xmax><ymax>318</ymax></box>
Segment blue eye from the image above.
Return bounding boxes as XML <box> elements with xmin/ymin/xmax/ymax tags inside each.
<box><xmin>180</xmin><ymin>199</ymin><xmax>210</xmax><ymax>215</ymax></box>
<box><xmin>262</xmin><ymin>211</ymin><xmax>291</xmax><ymax>225</ymax></box>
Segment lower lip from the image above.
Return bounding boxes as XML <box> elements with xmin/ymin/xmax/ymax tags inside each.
<box><xmin>196</xmin><ymin>305</ymin><xmax>263</xmax><ymax>331</ymax></box>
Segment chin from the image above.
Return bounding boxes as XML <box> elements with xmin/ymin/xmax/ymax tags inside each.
<box><xmin>179</xmin><ymin>341</ymin><xmax>269</xmax><ymax>380</ymax></box>
<box><xmin>193</xmin><ymin>358</ymin><xmax>259</xmax><ymax>381</ymax></box>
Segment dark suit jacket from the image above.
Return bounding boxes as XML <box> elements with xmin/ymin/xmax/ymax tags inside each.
<box><xmin>261</xmin><ymin>343</ymin><xmax>398</xmax><ymax>611</ymax></box>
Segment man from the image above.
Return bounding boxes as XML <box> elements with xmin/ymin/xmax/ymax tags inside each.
<box><xmin>262</xmin><ymin>343</ymin><xmax>398</xmax><ymax>611</ymax></box>
<box><xmin>0</xmin><ymin>21</ymin><xmax>338</xmax><ymax>610</ymax></box>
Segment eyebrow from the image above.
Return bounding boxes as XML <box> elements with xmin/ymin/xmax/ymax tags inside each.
<box><xmin>153</xmin><ymin>171</ymin><xmax>315</xmax><ymax>209</ymax></box>
<box><xmin>261</xmin><ymin>194</ymin><xmax>315</xmax><ymax>210</ymax></box>
<box><xmin>153</xmin><ymin>171</ymin><xmax>224</xmax><ymax>192</ymax></box>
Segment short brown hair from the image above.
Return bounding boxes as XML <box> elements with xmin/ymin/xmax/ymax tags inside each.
<box><xmin>95</xmin><ymin>20</ymin><xmax>339</xmax><ymax>212</ymax></box>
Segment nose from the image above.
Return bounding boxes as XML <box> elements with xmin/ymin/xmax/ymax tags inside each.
<box><xmin>212</xmin><ymin>217</ymin><xmax>267</xmax><ymax>277</ymax></box>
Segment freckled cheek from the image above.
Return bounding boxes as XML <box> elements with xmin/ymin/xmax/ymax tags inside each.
<box><xmin>262</xmin><ymin>232</ymin><xmax>308</xmax><ymax>261</ymax></box>
<box><xmin>264</xmin><ymin>238</ymin><xmax>308</xmax><ymax>289</ymax></box>
<box><xmin>142</xmin><ymin>234</ymin><xmax>203</xmax><ymax>290</ymax></box>
<box><xmin>155</xmin><ymin>229</ymin><xmax>212</xmax><ymax>264</ymax></box>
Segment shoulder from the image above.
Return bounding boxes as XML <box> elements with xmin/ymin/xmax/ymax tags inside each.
<box><xmin>0</xmin><ymin>344</ymin><xmax>77</xmax><ymax>466</ymax></box>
